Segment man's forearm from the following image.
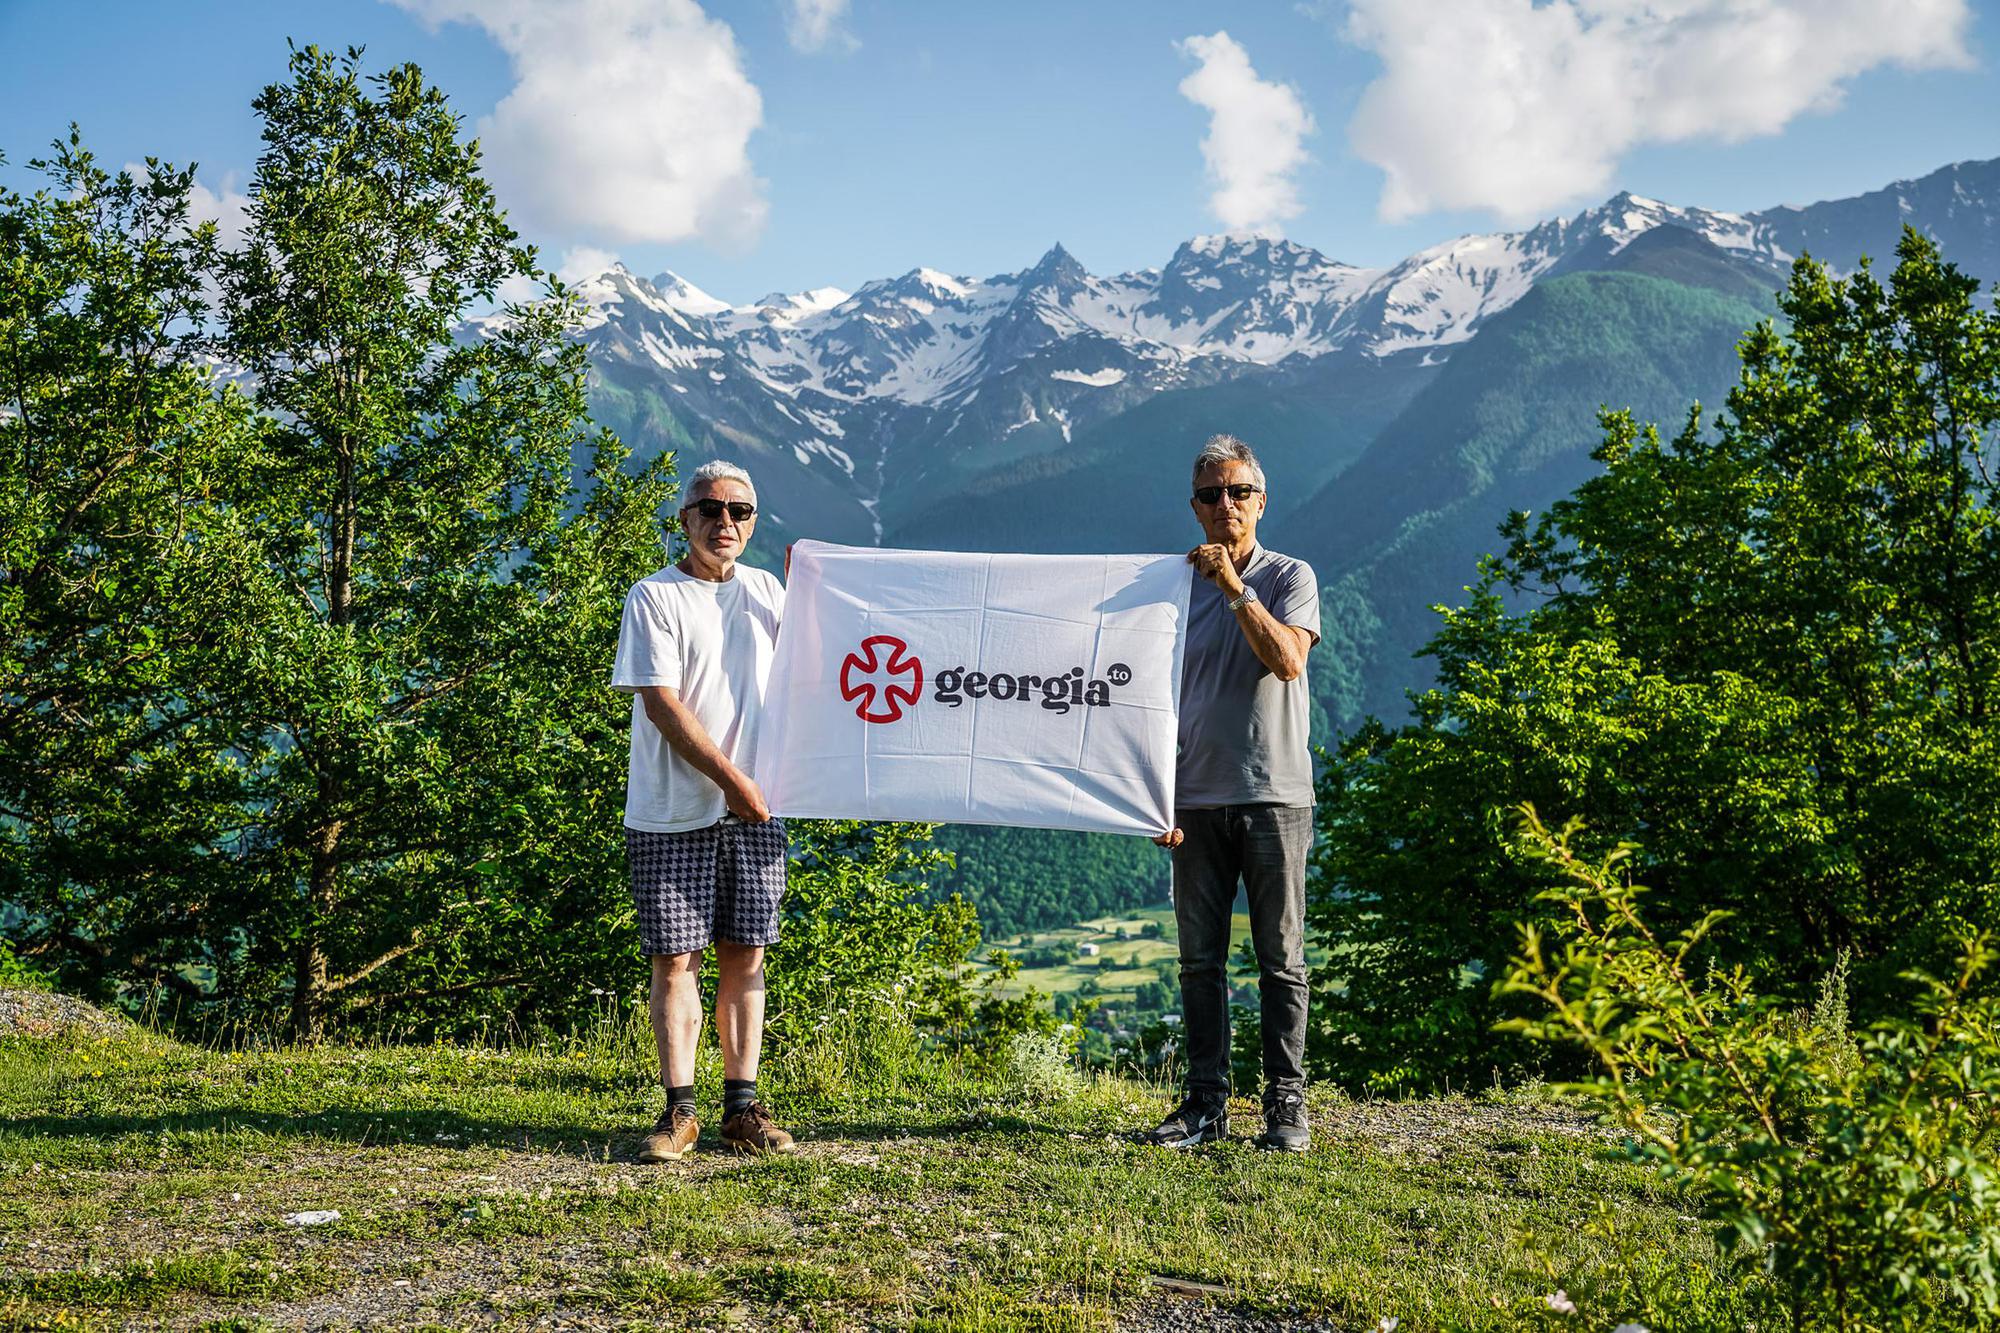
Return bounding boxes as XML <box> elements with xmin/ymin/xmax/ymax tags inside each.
<box><xmin>1234</xmin><ymin>599</ymin><xmax>1311</xmax><ymax>681</ymax></box>
<box><xmin>1191</xmin><ymin>543</ymin><xmax>1313</xmax><ymax>682</ymax></box>
<box><xmin>639</xmin><ymin>687</ymin><xmax>749</xmax><ymax>792</ymax></box>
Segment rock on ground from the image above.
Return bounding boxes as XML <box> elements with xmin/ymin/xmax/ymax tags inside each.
<box><xmin>0</xmin><ymin>987</ymin><xmax>128</xmax><ymax>1039</ymax></box>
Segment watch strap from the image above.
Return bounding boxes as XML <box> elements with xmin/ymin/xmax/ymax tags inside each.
<box><xmin>1227</xmin><ymin>585</ymin><xmax>1258</xmax><ymax>612</ymax></box>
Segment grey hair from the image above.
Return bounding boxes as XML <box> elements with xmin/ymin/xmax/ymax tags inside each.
<box><xmin>686</xmin><ymin>459</ymin><xmax>756</xmax><ymax>505</ymax></box>
<box><xmin>1191</xmin><ymin>434</ymin><xmax>1266</xmax><ymax>490</ymax></box>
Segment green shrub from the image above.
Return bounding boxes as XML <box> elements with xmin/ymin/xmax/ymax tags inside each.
<box><xmin>765</xmin><ymin>821</ymin><xmax>1068</xmax><ymax>1068</ymax></box>
<box><xmin>0</xmin><ymin>940</ymin><xmax>54</xmax><ymax>992</ymax></box>
<box><xmin>769</xmin><ymin>995</ymin><xmax>933</xmax><ymax>1110</ymax></box>
<box><xmin>765</xmin><ymin>820</ymin><xmax>982</xmax><ymax>1050</ymax></box>
<box><xmin>1500</xmin><ymin>807</ymin><xmax>2000</xmax><ymax>1331</ymax></box>
<box><xmin>996</xmin><ymin>1031</ymin><xmax>1084</xmax><ymax>1104</ymax></box>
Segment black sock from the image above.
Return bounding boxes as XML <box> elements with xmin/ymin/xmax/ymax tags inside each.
<box><xmin>723</xmin><ymin>1078</ymin><xmax>757</xmax><ymax>1117</ymax></box>
<box><xmin>666</xmin><ymin>1084</ymin><xmax>695</xmax><ymax>1115</ymax></box>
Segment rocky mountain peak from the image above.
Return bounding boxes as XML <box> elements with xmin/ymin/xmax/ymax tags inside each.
<box><xmin>1014</xmin><ymin>243</ymin><xmax>1090</xmax><ymax>300</ymax></box>
<box><xmin>646</xmin><ymin>269</ymin><xmax>732</xmax><ymax>316</ymax></box>
<box><xmin>1024</xmin><ymin>241</ymin><xmax>1084</xmax><ymax>277</ymax></box>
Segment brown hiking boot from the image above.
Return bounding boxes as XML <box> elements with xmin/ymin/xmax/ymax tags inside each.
<box><xmin>638</xmin><ymin>1105</ymin><xmax>699</xmax><ymax>1162</ymax></box>
<box><xmin>720</xmin><ymin>1101</ymin><xmax>796</xmax><ymax>1155</ymax></box>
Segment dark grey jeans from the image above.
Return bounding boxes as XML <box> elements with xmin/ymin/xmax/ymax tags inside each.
<box><xmin>1170</xmin><ymin>803</ymin><xmax>1313</xmax><ymax>1102</ymax></box>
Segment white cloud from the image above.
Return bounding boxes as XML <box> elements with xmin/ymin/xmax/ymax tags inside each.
<box><xmin>1344</xmin><ymin>0</ymin><xmax>1976</xmax><ymax>223</ymax></box>
<box><xmin>1176</xmin><ymin>31</ymin><xmax>1317</xmax><ymax>237</ymax></box>
<box><xmin>126</xmin><ymin>162</ymin><xmax>251</xmax><ymax>251</ymax></box>
<box><xmin>493</xmin><ymin>272</ymin><xmax>543</xmax><ymax>306</ymax></box>
<box><xmin>389</xmin><ymin>0</ymin><xmax>768</xmax><ymax>249</ymax></box>
<box><xmin>785</xmin><ymin>0</ymin><xmax>856</xmax><ymax>52</ymax></box>
<box><xmin>555</xmin><ymin>245</ymin><xmax>622</xmax><ymax>283</ymax></box>
<box><xmin>489</xmin><ymin>247</ymin><xmax>615</xmax><ymax>306</ymax></box>
<box><xmin>187</xmin><ymin>175</ymin><xmax>253</xmax><ymax>251</ymax></box>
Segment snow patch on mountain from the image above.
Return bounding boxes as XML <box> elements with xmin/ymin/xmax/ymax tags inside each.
<box><xmin>914</xmin><ymin>268</ymin><xmax>971</xmax><ymax>298</ymax></box>
<box><xmin>649</xmin><ymin>270</ymin><xmax>732</xmax><ymax>316</ymax></box>
<box><xmin>1051</xmin><ymin>368</ymin><xmax>1127</xmax><ymax>386</ymax></box>
<box><xmin>1364</xmin><ymin>192</ymin><xmax>1797</xmax><ymax>356</ymax></box>
<box><xmin>750</xmin><ymin>286</ymin><xmax>852</xmax><ymax>325</ymax></box>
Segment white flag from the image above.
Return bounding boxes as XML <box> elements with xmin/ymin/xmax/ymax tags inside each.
<box><xmin>755</xmin><ymin>541</ymin><xmax>1191</xmax><ymax>835</ymax></box>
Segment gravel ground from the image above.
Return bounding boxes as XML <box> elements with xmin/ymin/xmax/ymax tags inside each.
<box><xmin>192</xmin><ymin>1238</ymin><xmax>719</xmax><ymax>1333</ymax></box>
<box><xmin>0</xmin><ymin>987</ymin><xmax>129</xmax><ymax>1039</ymax></box>
<box><xmin>1117</xmin><ymin>1293</ymin><xmax>1350</xmax><ymax>1333</ymax></box>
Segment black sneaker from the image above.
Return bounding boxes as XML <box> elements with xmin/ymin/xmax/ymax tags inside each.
<box><xmin>1139</xmin><ymin>1095</ymin><xmax>1230</xmax><ymax>1148</ymax></box>
<box><xmin>1254</xmin><ymin>1088</ymin><xmax>1310</xmax><ymax>1152</ymax></box>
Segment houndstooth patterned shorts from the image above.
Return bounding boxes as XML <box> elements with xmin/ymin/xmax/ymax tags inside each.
<box><xmin>626</xmin><ymin>818</ymin><xmax>789</xmax><ymax>957</ymax></box>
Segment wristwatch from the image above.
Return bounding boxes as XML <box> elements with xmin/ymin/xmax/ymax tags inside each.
<box><xmin>1227</xmin><ymin>585</ymin><xmax>1259</xmax><ymax>613</ymax></box>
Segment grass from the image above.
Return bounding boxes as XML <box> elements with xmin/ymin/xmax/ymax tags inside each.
<box><xmin>0</xmin><ymin>1015</ymin><xmax>1751</xmax><ymax>1331</ymax></box>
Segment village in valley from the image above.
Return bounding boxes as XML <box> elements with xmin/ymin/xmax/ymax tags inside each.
<box><xmin>981</xmin><ymin>905</ymin><xmax>1328</xmax><ymax>1065</ymax></box>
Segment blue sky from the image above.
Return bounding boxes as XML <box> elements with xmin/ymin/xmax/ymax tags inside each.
<box><xmin>4</xmin><ymin>0</ymin><xmax>1997</xmax><ymax>303</ymax></box>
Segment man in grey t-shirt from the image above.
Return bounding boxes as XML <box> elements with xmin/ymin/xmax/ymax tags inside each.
<box><xmin>1140</xmin><ymin>434</ymin><xmax>1320</xmax><ymax>1153</ymax></box>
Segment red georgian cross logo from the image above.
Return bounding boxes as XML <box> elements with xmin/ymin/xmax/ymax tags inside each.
<box><xmin>839</xmin><ymin>634</ymin><xmax>924</xmax><ymax>724</ymax></box>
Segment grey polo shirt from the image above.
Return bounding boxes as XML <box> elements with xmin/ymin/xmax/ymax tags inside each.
<box><xmin>1175</xmin><ymin>543</ymin><xmax>1320</xmax><ymax>808</ymax></box>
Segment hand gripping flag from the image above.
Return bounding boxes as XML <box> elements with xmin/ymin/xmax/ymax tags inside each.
<box><xmin>755</xmin><ymin>541</ymin><xmax>1192</xmax><ymax>835</ymax></box>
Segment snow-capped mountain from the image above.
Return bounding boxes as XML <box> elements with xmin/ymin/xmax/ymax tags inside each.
<box><xmin>576</xmin><ymin>193</ymin><xmax>1776</xmax><ymax>406</ymax></box>
<box><xmin>514</xmin><ymin>155</ymin><xmax>2000</xmax><ymax>547</ymax></box>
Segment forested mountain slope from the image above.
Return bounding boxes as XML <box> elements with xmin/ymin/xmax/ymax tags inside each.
<box><xmin>1280</xmin><ymin>229</ymin><xmax>1783</xmax><ymax>731</ymax></box>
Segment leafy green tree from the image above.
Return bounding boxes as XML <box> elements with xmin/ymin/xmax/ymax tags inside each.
<box><xmin>4</xmin><ymin>49</ymin><xmax>676</xmax><ymax>1040</ymax></box>
<box><xmin>203</xmin><ymin>46</ymin><xmax>678</xmax><ymax>1039</ymax></box>
<box><xmin>1309</xmin><ymin>234</ymin><xmax>2000</xmax><ymax>1091</ymax></box>
<box><xmin>0</xmin><ymin>139</ymin><xmax>256</xmax><ymax>1003</ymax></box>
<box><xmin>3</xmin><ymin>50</ymin><xmax>1033</xmax><ymax>1057</ymax></box>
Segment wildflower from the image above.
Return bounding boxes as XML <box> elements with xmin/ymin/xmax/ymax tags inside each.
<box><xmin>1544</xmin><ymin>1291</ymin><xmax>1577</xmax><ymax>1315</ymax></box>
<box><xmin>1377</xmin><ymin>1319</ymin><xmax>1399</xmax><ymax>1332</ymax></box>
<box><xmin>1612</xmin><ymin>1325</ymin><xmax>1651</xmax><ymax>1333</ymax></box>
<box><xmin>590</xmin><ymin>987</ymin><xmax>605</xmax><ymax>996</ymax></box>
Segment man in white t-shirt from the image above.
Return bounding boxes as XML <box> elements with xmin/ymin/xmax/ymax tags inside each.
<box><xmin>611</xmin><ymin>460</ymin><xmax>794</xmax><ymax>1161</ymax></box>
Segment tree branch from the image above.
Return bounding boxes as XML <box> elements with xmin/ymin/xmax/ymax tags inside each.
<box><xmin>323</xmin><ymin>931</ymin><xmax>424</xmax><ymax>994</ymax></box>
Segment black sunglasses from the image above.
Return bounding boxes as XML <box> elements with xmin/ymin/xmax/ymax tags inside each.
<box><xmin>1193</xmin><ymin>484</ymin><xmax>1262</xmax><ymax>505</ymax></box>
<box><xmin>683</xmin><ymin>498</ymin><xmax>757</xmax><ymax>523</ymax></box>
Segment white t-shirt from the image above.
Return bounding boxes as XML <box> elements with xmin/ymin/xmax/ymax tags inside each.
<box><xmin>611</xmin><ymin>563</ymin><xmax>786</xmax><ymax>833</ymax></box>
